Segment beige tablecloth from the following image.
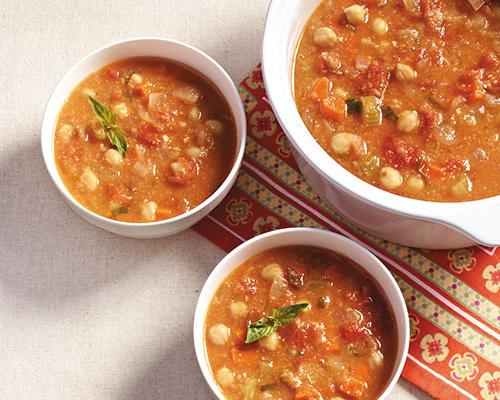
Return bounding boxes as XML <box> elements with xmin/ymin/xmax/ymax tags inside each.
<box><xmin>0</xmin><ymin>1</ymin><xmax>430</xmax><ymax>398</ymax></box>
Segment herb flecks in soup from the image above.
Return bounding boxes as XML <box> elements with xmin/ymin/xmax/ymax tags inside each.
<box><xmin>205</xmin><ymin>246</ymin><xmax>398</xmax><ymax>400</ymax></box>
<box><xmin>55</xmin><ymin>57</ymin><xmax>236</xmax><ymax>222</ymax></box>
<box><xmin>295</xmin><ymin>0</ymin><xmax>500</xmax><ymax>202</ymax></box>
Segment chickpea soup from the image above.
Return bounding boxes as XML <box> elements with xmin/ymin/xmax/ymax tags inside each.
<box><xmin>205</xmin><ymin>246</ymin><xmax>398</xmax><ymax>400</ymax></box>
<box><xmin>55</xmin><ymin>57</ymin><xmax>236</xmax><ymax>222</ymax></box>
<box><xmin>294</xmin><ymin>0</ymin><xmax>500</xmax><ymax>202</ymax></box>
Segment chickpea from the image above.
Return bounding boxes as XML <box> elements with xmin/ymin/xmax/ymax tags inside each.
<box><xmin>260</xmin><ymin>332</ymin><xmax>280</xmax><ymax>351</ymax></box>
<box><xmin>104</xmin><ymin>148</ymin><xmax>123</xmax><ymax>166</ymax></box>
<box><xmin>204</xmin><ymin>120</ymin><xmax>224</xmax><ymax>136</ymax></box>
<box><xmin>80</xmin><ymin>169</ymin><xmax>99</xmax><ymax>191</ymax></box>
<box><xmin>208</xmin><ymin>323</ymin><xmax>231</xmax><ymax>346</ymax></box>
<box><xmin>344</xmin><ymin>4</ymin><xmax>368</xmax><ymax>25</ymax></box>
<box><xmin>230</xmin><ymin>301</ymin><xmax>249</xmax><ymax>319</ymax></box>
<box><xmin>397</xmin><ymin>110</ymin><xmax>419</xmax><ymax>132</ymax></box>
<box><xmin>112</xmin><ymin>103</ymin><xmax>128</xmax><ymax>118</ymax></box>
<box><xmin>129</xmin><ymin>73</ymin><xmax>143</xmax><ymax>86</ymax></box>
<box><xmin>331</xmin><ymin>133</ymin><xmax>365</xmax><ymax>155</ymax></box>
<box><xmin>140</xmin><ymin>201</ymin><xmax>157</xmax><ymax>222</ymax></box>
<box><xmin>368</xmin><ymin>351</ymin><xmax>384</xmax><ymax>369</ymax></box>
<box><xmin>189</xmin><ymin>107</ymin><xmax>201</xmax><ymax>121</ymax></box>
<box><xmin>320</xmin><ymin>52</ymin><xmax>341</xmax><ymax>72</ymax></box>
<box><xmin>58</xmin><ymin>124</ymin><xmax>74</xmax><ymax>144</ymax></box>
<box><xmin>331</xmin><ymin>133</ymin><xmax>352</xmax><ymax>154</ymax></box>
<box><xmin>395</xmin><ymin>63</ymin><xmax>417</xmax><ymax>81</ymax></box>
<box><xmin>216</xmin><ymin>367</ymin><xmax>235</xmax><ymax>387</ymax></box>
<box><xmin>407</xmin><ymin>175</ymin><xmax>425</xmax><ymax>191</ymax></box>
<box><xmin>380</xmin><ymin>167</ymin><xmax>403</xmax><ymax>189</ymax></box>
<box><xmin>372</xmin><ymin>18</ymin><xmax>388</xmax><ymax>35</ymax></box>
<box><xmin>261</xmin><ymin>263</ymin><xmax>283</xmax><ymax>280</ymax></box>
<box><xmin>186</xmin><ymin>146</ymin><xmax>201</xmax><ymax>158</ymax></box>
<box><xmin>313</xmin><ymin>27</ymin><xmax>338</xmax><ymax>48</ymax></box>
<box><xmin>451</xmin><ymin>176</ymin><xmax>473</xmax><ymax>197</ymax></box>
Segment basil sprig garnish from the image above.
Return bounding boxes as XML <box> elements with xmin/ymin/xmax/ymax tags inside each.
<box><xmin>88</xmin><ymin>96</ymin><xmax>129</xmax><ymax>156</ymax></box>
<box><xmin>245</xmin><ymin>303</ymin><xmax>309</xmax><ymax>344</ymax></box>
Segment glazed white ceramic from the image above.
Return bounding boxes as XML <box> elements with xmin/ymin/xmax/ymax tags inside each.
<box><xmin>262</xmin><ymin>0</ymin><xmax>500</xmax><ymax>249</ymax></box>
<box><xmin>41</xmin><ymin>38</ymin><xmax>246</xmax><ymax>238</ymax></box>
<box><xmin>194</xmin><ymin>228</ymin><xmax>410</xmax><ymax>400</ymax></box>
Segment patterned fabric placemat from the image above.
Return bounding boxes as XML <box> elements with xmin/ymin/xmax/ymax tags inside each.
<box><xmin>193</xmin><ymin>65</ymin><xmax>500</xmax><ymax>400</ymax></box>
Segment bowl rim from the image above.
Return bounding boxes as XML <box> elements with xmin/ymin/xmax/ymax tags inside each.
<box><xmin>261</xmin><ymin>0</ymin><xmax>500</xmax><ymax>246</ymax></box>
<box><xmin>41</xmin><ymin>36</ymin><xmax>246</xmax><ymax>228</ymax></box>
<box><xmin>193</xmin><ymin>227</ymin><xmax>410</xmax><ymax>400</ymax></box>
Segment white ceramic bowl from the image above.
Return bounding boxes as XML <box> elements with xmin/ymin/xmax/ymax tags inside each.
<box><xmin>41</xmin><ymin>38</ymin><xmax>246</xmax><ymax>238</ymax></box>
<box><xmin>262</xmin><ymin>0</ymin><xmax>500</xmax><ymax>249</ymax></box>
<box><xmin>194</xmin><ymin>227</ymin><xmax>409</xmax><ymax>400</ymax></box>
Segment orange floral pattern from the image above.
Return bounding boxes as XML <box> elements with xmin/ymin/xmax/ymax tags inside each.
<box><xmin>420</xmin><ymin>333</ymin><xmax>449</xmax><ymax>363</ymax></box>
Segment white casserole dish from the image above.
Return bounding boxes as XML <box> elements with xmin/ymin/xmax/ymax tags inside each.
<box><xmin>262</xmin><ymin>0</ymin><xmax>500</xmax><ymax>249</ymax></box>
<box><xmin>41</xmin><ymin>38</ymin><xmax>246</xmax><ymax>238</ymax></box>
<box><xmin>194</xmin><ymin>228</ymin><xmax>410</xmax><ymax>400</ymax></box>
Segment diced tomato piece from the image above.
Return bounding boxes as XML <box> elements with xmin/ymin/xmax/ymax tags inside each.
<box><xmin>165</xmin><ymin>157</ymin><xmax>198</xmax><ymax>186</ymax></box>
<box><xmin>337</xmin><ymin>375</ymin><xmax>367</xmax><ymax>399</ymax></box>
<box><xmin>295</xmin><ymin>384</ymin><xmax>323</xmax><ymax>400</ymax></box>
<box><xmin>458</xmin><ymin>69</ymin><xmax>486</xmax><ymax>101</ymax></box>
<box><xmin>340</xmin><ymin>322</ymin><xmax>370</xmax><ymax>342</ymax></box>
<box><xmin>136</xmin><ymin>124</ymin><xmax>163</xmax><ymax>148</ymax></box>
<box><xmin>281</xmin><ymin>322</ymin><xmax>319</xmax><ymax>350</ymax></box>
<box><xmin>421</xmin><ymin>0</ymin><xmax>445</xmax><ymax>37</ymax></box>
<box><xmin>320</xmin><ymin>96</ymin><xmax>346</xmax><ymax>121</ymax></box>
<box><xmin>133</xmin><ymin>85</ymin><xmax>147</xmax><ymax>99</ymax></box>
<box><xmin>310</xmin><ymin>77</ymin><xmax>331</xmax><ymax>102</ymax></box>
<box><xmin>317</xmin><ymin>54</ymin><xmax>329</xmax><ymax>75</ymax></box>
<box><xmin>105</xmin><ymin>183</ymin><xmax>132</xmax><ymax>204</ymax></box>
<box><xmin>420</xmin><ymin>110</ymin><xmax>440</xmax><ymax>139</ymax></box>
<box><xmin>383</xmin><ymin>137</ymin><xmax>425</xmax><ymax>169</ymax></box>
<box><xmin>360</xmin><ymin>61</ymin><xmax>390</xmax><ymax>99</ymax></box>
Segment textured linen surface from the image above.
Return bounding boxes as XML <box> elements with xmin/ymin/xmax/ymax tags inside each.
<box><xmin>1</xmin><ymin>0</ymin><xmax>431</xmax><ymax>399</ymax></box>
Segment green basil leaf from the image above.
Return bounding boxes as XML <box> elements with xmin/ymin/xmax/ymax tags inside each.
<box><xmin>88</xmin><ymin>96</ymin><xmax>115</xmax><ymax>127</ymax></box>
<box><xmin>245</xmin><ymin>317</ymin><xmax>276</xmax><ymax>343</ymax></box>
<box><xmin>88</xmin><ymin>96</ymin><xmax>128</xmax><ymax>156</ymax></box>
<box><xmin>245</xmin><ymin>303</ymin><xmax>308</xmax><ymax>344</ymax></box>
<box><xmin>108</xmin><ymin>126</ymin><xmax>129</xmax><ymax>156</ymax></box>
<box><xmin>273</xmin><ymin>303</ymin><xmax>309</xmax><ymax>327</ymax></box>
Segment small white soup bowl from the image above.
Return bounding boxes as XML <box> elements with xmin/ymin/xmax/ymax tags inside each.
<box><xmin>194</xmin><ymin>227</ymin><xmax>410</xmax><ymax>400</ymax></box>
<box><xmin>262</xmin><ymin>0</ymin><xmax>500</xmax><ymax>249</ymax></box>
<box><xmin>41</xmin><ymin>37</ymin><xmax>246</xmax><ymax>238</ymax></box>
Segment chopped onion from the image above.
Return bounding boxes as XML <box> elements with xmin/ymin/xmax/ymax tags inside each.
<box><xmin>148</xmin><ymin>92</ymin><xmax>168</xmax><ymax>114</ymax></box>
<box><xmin>434</xmin><ymin>124</ymin><xmax>456</xmax><ymax>145</ymax></box>
<box><xmin>137</xmin><ymin>107</ymin><xmax>155</xmax><ymax>125</ymax></box>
